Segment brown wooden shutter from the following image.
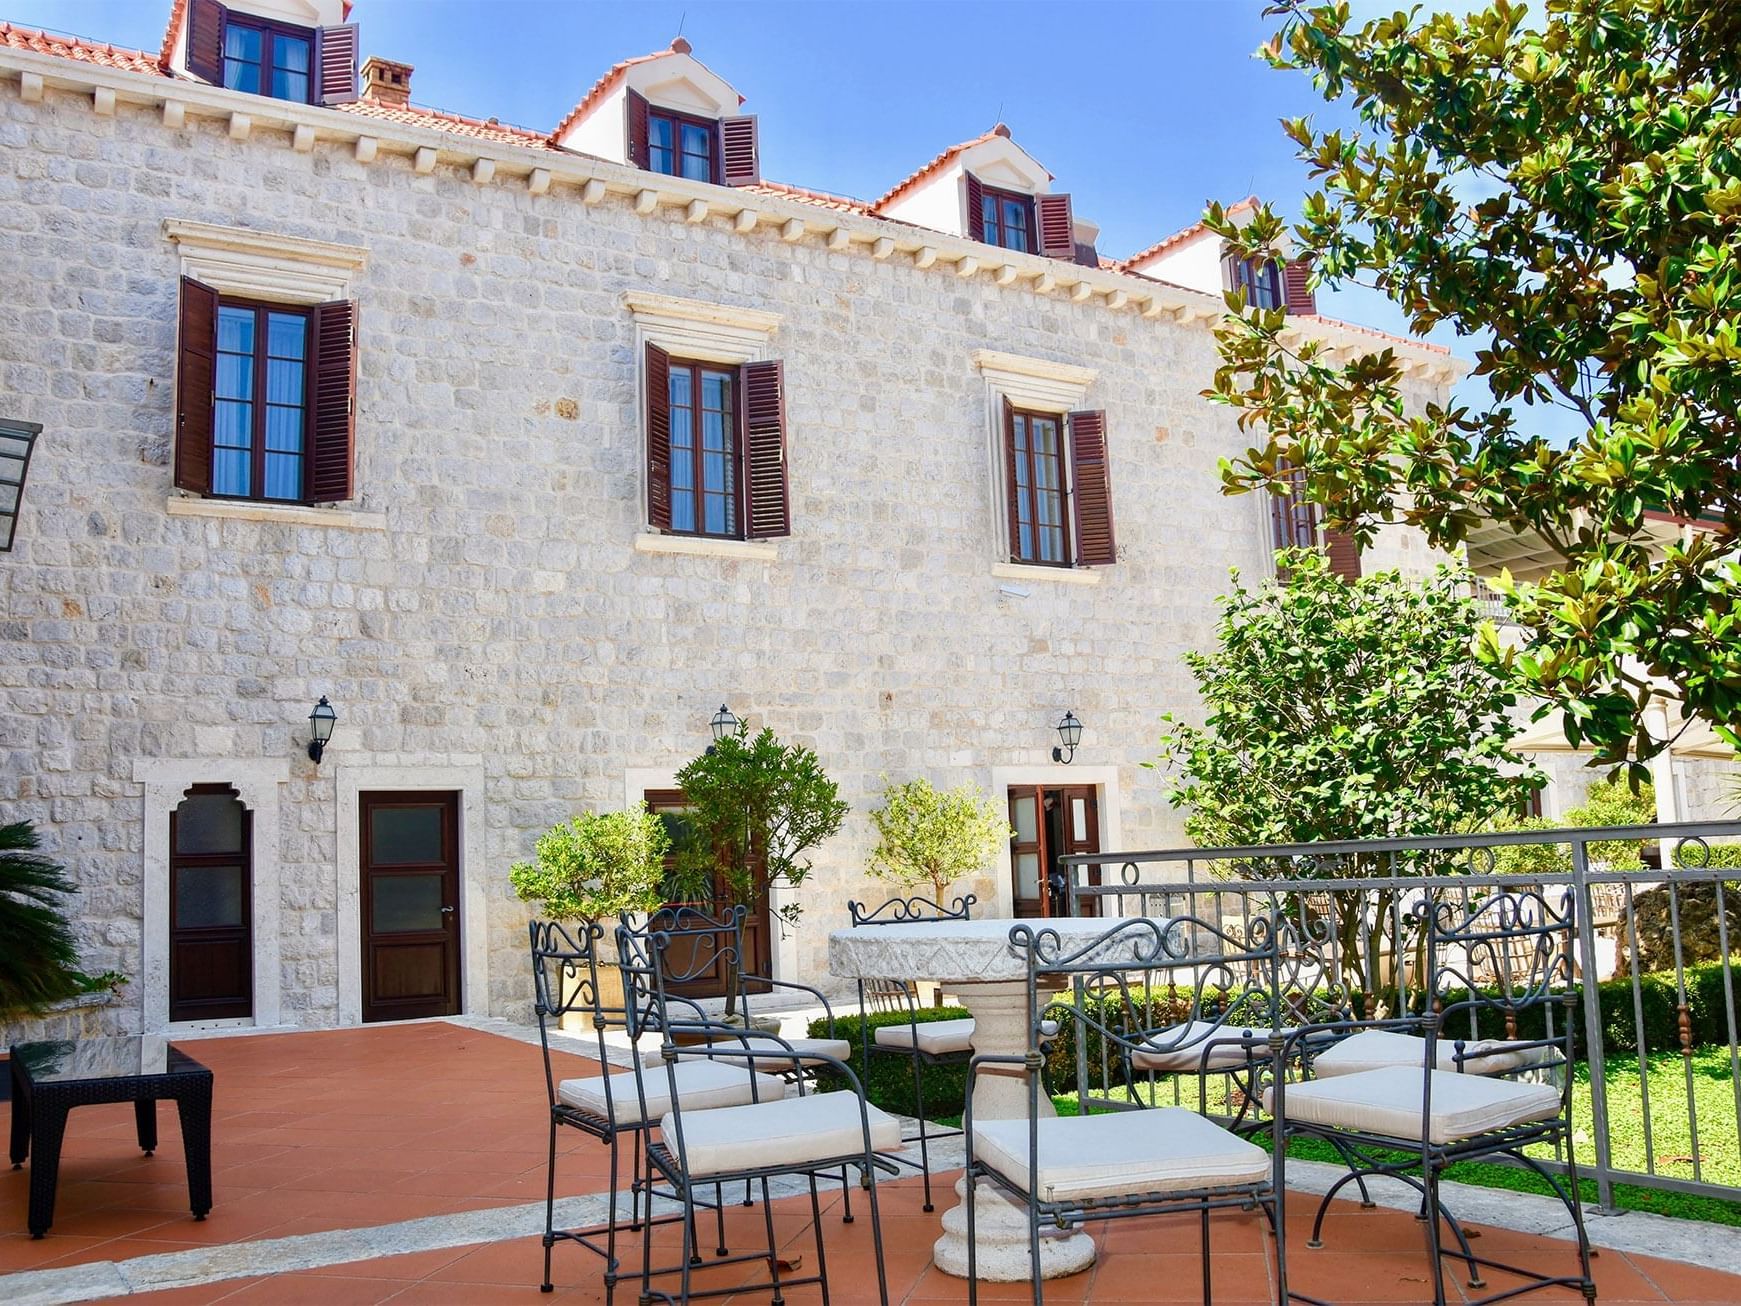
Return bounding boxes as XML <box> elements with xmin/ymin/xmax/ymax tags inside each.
<box><xmin>626</xmin><ymin>89</ymin><xmax>651</xmax><ymax>170</ymax></box>
<box><xmin>174</xmin><ymin>276</ymin><xmax>219</xmax><ymax>496</ymax></box>
<box><xmin>308</xmin><ymin>299</ymin><xmax>357</xmax><ymax>502</ymax></box>
<box><xmin>741</xmin><ymin>359</ymin><xmax>789</xmax><ymax>539</ymax></box>
<box><xmin>1068</xmin><ymin>410</ymin><xmax>1116</xmax><ymax>566</ymax></box>
<box><xmin>1324</xmin><ymin>528</ymin><xmax>1362</xmax><ymax>581</ymax></box>
<box><xmin>1037</xmin><ymin>192</ymin><xmax>1075</xmax><ymax>260</ymax></box>
<box><xmin>185</xmin><ymin>0</ymin><xmax>225</xmax><ymax>83</ymax></box>
<box><xmin>315</xmin><ymin>23</ymin><xmax>360</xmax><ymax>105</ymax></box>
<box><xmin>645</xmin><ymin>341</ymin><xmax>672</xmax><ymax>530</ymax></box>
<box><xmin>1001</xmin><ymin>397</ymin><xmax>1020</xmax><ymax>559</ymax></box>
<box><xmin>964</xmin><ymin>172</ymin><xmax>985</xmax><ymax>242</ymax></box>
<box><xmin>1283</xmin><ymin>258</ymin><xmax>1317</xmax><ymax>315</ymax></box>
<box><xmin>718</xmin><ymin>115</ymin><xmax>759</xmax><ymax>187</ymax></box>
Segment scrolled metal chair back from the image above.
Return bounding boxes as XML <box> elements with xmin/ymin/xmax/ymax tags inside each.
<box><xmin>528</xmin><ymin>917</ymin><xmax>614</xmax><ymax>1109</ymax></box>
<box><xmin>1426</xmin><ymin>887</ymin><xmax>1578</xmax><ymax>1066</ymax></box>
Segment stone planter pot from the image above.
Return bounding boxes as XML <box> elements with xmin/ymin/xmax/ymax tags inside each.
<box><xmin>558</xmin><ymin>946</ymin><xmax>627</xmax><ymax>1034</ymax></box>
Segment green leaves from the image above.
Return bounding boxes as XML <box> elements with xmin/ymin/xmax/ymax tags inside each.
<box><xmin>867</xmin><ymin>778</ymin><xmax>1011</xmax><ymax>903</ymax></box>
<box><xmin>1153</xmin><ymin>554</ymin><xmax>1542</xmax><ymax>863</ymax></box>
<box><xmin>509</xmin><ymin>806</ymin><xmax>670</xmax><ymax>923</ymax></box>
<box><xmin>1208</xmin><ymin>0</ymin><xmax>1741</xmax><ymax>766</ymax></box>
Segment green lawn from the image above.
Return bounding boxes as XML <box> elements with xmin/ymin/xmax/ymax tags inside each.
<box><xmin>1014</xmin><ymin>1049</ymin><xmax>1741</xmax><ymax>1227</ymax></box>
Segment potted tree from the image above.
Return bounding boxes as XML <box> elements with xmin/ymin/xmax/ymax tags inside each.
<box><xmin>867</xmin><ymin>778</ymin><xmax>1010</xmax><ymax>1005</ymax></box>
<box><xmin>672</xmin><ymin>723</ymin><xmax>848</xmax><ymax>1022</ymax></box>
<box><xmin>510</xmin><ymin>805</ymin><xmax>670</xmax><ymax>1031</ymax></box>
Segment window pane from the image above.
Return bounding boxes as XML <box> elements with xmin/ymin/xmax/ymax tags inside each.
<box><xmin>266</xmin><ymin>360</ymin><xmax>304</xmax><ymax>406</ymax></box>
<box><xmin>176</xmin><ymin>792</ymin><xmax>244</xmax><ymax>854</ymax></box>
<box><xmin>276</xmin><ymin>34</ymin><xmax>310</xmax><ymax>72</ymax></box>
<box><xmin>704</xmin><ymin>493</ymin><xmax>730</xmax><ymax>536</ymax></box>
<box><xmin>1015</xmin><ymin>852</ymin><xmax>1040</xmax><ymax>897</ymax></box>
<box><xmin>1072</xmin><ymin>798</ymin><xmax>1089</xmax><ymax>843</ymax></box>
<box><xmin>679</xmin><ymin>122</ymin><xmax>712</xmax><ymax>180</ymax></box>
<box><xmin>1012</xmin><ymin>795</ymin><xmax>1037</xmax><ymax>843</ymax></box>
<box><xmin>371</xmin><ymin>874</ymin><xmax>445</xmax><ymax>932</ymax></box>
<box><xmin>213</xmin><ymin>448</ymin><xmax>251</xmax><ymax>497</ymax></box>
<box><xmin>224</xmin><ymin>25</ymin><xmax>261</xmax><ymax>61</ymax></box>
<box><xmin>651</xmin><ymin>144</ymin><xmax>675</xmax><ymax>174</ymax></box>
<box><xmin>702</xmin><ymin>370</ymin><xmax>730</xmax><ymax>411</ymax></box>
<box><xmin>1003</xmin><ymin>198</ymin><xmax>1030</xmax><ymax>251</ymax></box>
<box><xmin>702</xmin><ymin>448</ymin><xmax>728</xmax><ymax>492</ymax></box>
<box><xmin>681</xmin><ymin>152</ymin><xmax>711</xmax><ymax>182</ymax></box>
<box><xmin>670</xmin><ymin>399</ymin><xmax>693</xmax><ymax>453</ymax></box>
<box><xmin>1041</xmin><ymin>525</ymin><xmax>1064</xmax><ymax>563</ymax></box>
<box><xmin>273</xmin><ymin>69</ymin><xmax>309</xmax><ymax>103</ymax></box>
<box><xmin>216</xmin><ymin>354</ymin><xmax>254</xmax><ymax>400</ymax></box>
<box><xmin>266</xmin><ymin>313</ymin><xmax>306</xmax><ymax>359</ymax></box>
<box><xmin>981</xmin><ymin>195</ymin><xmax>997</xmax><ymax>242</ymax></box>
<box><xmin>671</xmin><ymin>488</ymin><xmax>695</xmax><ymax>532</ymax></box>
<box><xmin>175</xmin><ymin>865</ymin><xmax>245</xmax><ymax>928</ymax></box>
<box><xmin>369</xmin><ymin>806</ymin><xmax>445</xmax><ymax>865</ymax></box>
<box><xmin>670</xmin><ymin>449</ymin><xmax>693</xmax><ymax>490</ymax></box>
<box><xmin>217</xmin><ymin>307</ymin><xmax>254</xmax><ymax>356</ymax></box>
<box><xmin>649</xmin><ymin>117</ymin><xmax>674</xmax><ymax>175</ymax></box>
<box><xmin>265</xmin><ymin>406</ymin><xmax>302</xmax><ymax>453</ymax></box>
<box><xmin>213</xmin><ymin>400</ymin><xmax>252</xmax><ymax>446</ymax></box>
<box><xmin>701</xmin><ymin>408</ymin><xmax>727</xmax><ymax>453</ymax></box>
<box><xmin>264</xmin><ymin>452</ymin><xmax>302</xmax><ymax>501</ymax></box>
<box><xmin>224</xmin><ymin>59</ymin><xmax>260</xmax><ymax>94</ymax></box>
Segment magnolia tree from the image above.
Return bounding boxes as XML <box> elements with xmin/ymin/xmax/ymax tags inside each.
<box><xmin>1207</xmin><ymin>0</ymin><xmax>1741</xmax><ymax>775</ymax></box>
<box><xmin>1155</xmin><ymin>552</ymin><xmax>1542</xmax><ymax>1007</ymax></box>
<box><xmin>867</xmin><ymin>778</ymin><xmax>1011</xmax><ymax>905</ymax></box>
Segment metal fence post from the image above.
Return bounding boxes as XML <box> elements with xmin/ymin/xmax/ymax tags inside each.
<box><xmin>1570</xmin><ymin>837</ymin><xmax>1616</xmax><ymax>1211</ymax></box>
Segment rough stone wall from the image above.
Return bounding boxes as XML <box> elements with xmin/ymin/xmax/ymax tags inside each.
<box><xmin>0</xmin><ymin>83</ymin><xmax>1449</xmax><ymax>1028</ymax></box>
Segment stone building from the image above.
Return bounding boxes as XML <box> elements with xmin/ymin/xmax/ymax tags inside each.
<box><xmin>4</xmin><ymin>0</ymin><xmax>1579</xmax><ymax>1039</ymax></box>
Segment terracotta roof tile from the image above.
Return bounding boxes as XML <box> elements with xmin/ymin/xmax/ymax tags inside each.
<box><xmin>1119</xmin><ymin>196</ymin><xmax>1258</xmax><ymax>272</ymax></box>
<box><xmin>739</xmin><ymin>180</ymin><xmax>871</xmax><ymax>216</ymax></box>
<box><xmin>1</xmin><ymin>20</ymin><xmax>162</xmax><ymax>75</ymax></box>
<box><xmin>336</xmin><ymin>98</ymin><xmax>554</xmax><ymax>149</ymax></box>
<box><xmin>1292</xmin><ymin>313</ymin><xmax>1452</xmax><ymax>354</ymax></box>
<box><xmin>872</xmin><ymin>126</ymin><xmax>1021</xmax><ymax>213</ymax></box>
<box><xmin>550</xmin><ymin>39</ymin><xmax>744</xmax><ymax>146</ymax></box>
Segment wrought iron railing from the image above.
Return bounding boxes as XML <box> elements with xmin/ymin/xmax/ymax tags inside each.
<box><xmin>1058</xmin><ymin>819</ymin><xmax>1741</xmax><ymax>1210</ymax></box>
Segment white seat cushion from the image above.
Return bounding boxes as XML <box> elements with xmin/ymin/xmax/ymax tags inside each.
<box><xmin>659</xmin><ymin>1090</ymin><xmax>903</xmax><ymax>1178</ymax></box>
<box><xmin>653</xmin><ymin>1035</ymin><xmax>852</xmax><ymax>1068</ymax></box>
<box><xmin>1268</xmin><ymin>1066</ymin><xmax>1561</xmax><ymax>1145</ymax></box>
<box><xmin>1130</xmin><ymin>1019</ymin><xmax>1289</xmax><ymax>1072</ymax></box>
<box><xmin>972</xmin><ymin>1106</ymin><xmax>1270</xmax><ymax>1204</ymax></box>
<box><xmin>874</xmin><ymin>1017</ymin><xmax>975</xmax><ymax>1056</ymax></box>
<box><xmin>560</xmin><ymin>1059</ymin><xmax>783</xmax><ymax>1126</ymax></box>
<box><xmin>1313</xmin><ymin>1029</ymin><xmax>1549</xmax><ymax>1079</ymax></box>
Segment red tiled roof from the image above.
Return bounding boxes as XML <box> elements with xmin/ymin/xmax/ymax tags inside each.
<box><xmin>1</xmin><ymin>20</ymin><xmax>162</xmax><ymax>74</ymax></box>
<box><xmin>1119</xmin><ymin>196</ymin><xmax>1258</xmax><ymax>272</ymax></box>
<box><xmin>549</xmin><ymin>39</ymin><xmax>744</xmax><ymax>146</ymax></box>
<box><xmin>739</xmin><ymin>180</ymin><xmax>871</xmax><ymax>216</ymax></box>
<box><xmin>336</xmin><ymin>98</ymin><xmax>554</xmax><ymax>150</ymax></box>
<box><xmin>871</xmin><ymin>123</ymin><xmax>1053</xmax><ymax>213</ymax></box>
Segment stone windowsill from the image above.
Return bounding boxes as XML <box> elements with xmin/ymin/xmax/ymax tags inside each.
<box><xmin>992</xmin><ymin>561</ymin><xmax>1103</xmax><ymax>587</ymax></box>
<box><xmin>633</xmin><ymin>532</ymin><xmax>779</xmax><ymax>562</ymax></box>
<box><xmin>167</xmin><ymin>496</ymin><xmax>387</xmax><ymax>531</ymax></box>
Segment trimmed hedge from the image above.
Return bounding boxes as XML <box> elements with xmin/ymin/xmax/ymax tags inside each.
<box><xmin>808</xmin><ymin>1005</ymin><xmax>972</xmax><ymax>1119</ymax></box>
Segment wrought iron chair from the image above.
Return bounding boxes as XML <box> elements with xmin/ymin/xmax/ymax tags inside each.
<box><xmin>846</xmin><ymin>892</ymin><xmax>977</xmax><ymax>1212</ymax></box>
<box><xmin>964</xmin><ymin>913</ymin><xmax>1291</xmax><ymax>1306</ymax></box>
<box><xmin>617</xmin><ymin>911</ymin><xmax>903</xmax><ymax>1305</ymax></box>
<box><xmin>528</xmin><ymin>919</ymin><xmax>786</xmax><ymax>1301</ymax></box>
<box><xmin>1269</xmin><ymin>888</ymin><xmax>1595</xmax><ymax>1306</ymax></box>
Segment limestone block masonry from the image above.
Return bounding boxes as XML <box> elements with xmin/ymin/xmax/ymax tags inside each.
<box><xmin>0</xmin><ymin>71</ymin><xmax>1455</xmax><ymax>1033</ymax></box>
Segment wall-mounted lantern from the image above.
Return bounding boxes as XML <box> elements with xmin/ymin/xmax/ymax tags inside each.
<box><xmin>0</xmin><ymin>418</ymin><xmax>43</xmax><ymax>553</ymax></box>
<box><xmin>1052</xmin><ymin>711</ymin><xmax>1083</xmax><ymax>765</ymax></box>
<box><xmin>307</xmin><ymin>696</ymin><xmax>337</xmax><ymax>763</ymax></box>
<box><xmin>707</xmin><ymin>704</ymin><xmax>739</xmax><ymax>753</ymax></box>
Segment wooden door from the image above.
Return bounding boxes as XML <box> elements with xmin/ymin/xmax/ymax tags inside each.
<box><xmin>1008</xmin><ymin>786</ymin><xmax>1049</xmax><ymax>918</ymax></box>
<box><xmin>1056</xmin><ymin>785</ymin><xmax>1102</xmax><ymax>916</ymax></box>
<box><xmin>645</xmin><ymin>789</ymin><xmax>773</xmax><ymax>997</ymax></box>
<box><xmin>169</xmin><ymin>785</ymin><xmax>253</xmax><ymax>1022</ymax></box>
<box><xmin>360</xmin><ymin>791</ymin><xmax>461</xmax><ymax>1023</ymax></box>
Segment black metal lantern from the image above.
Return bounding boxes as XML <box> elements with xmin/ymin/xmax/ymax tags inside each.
<box><xmin>0</xmin><ymin>417</ymin><xmax>43</xmax><ymax>553</ymax></box>
<box><xmin>707</xmin><ymin>704</ymin><xmax>739</xmax><ymax>752</ymax></box>
<box><xmin>307</xmin><ymin>696</ymin><xmax>337</xmax><ymax>763</ymax></box>
<box><xmin>1052</xmin><ymin>710</ymin><xmax>1083</xmax><ymax>764</ymax></box>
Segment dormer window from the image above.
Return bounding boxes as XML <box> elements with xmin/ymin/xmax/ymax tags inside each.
<box><xmin>979</xmin><ymin>185</ymin><xmax>1036</xmax><ymax>254</ymax></box>
<box><xmin>222</xmin><ymin>15</ymin><xmax>313</xmax><ymax>104</ymax></box>
<box><xmin>1227</xmin><ymin>255</ymin><xmax>1286</xmax><ymax>311</ymax></box>
<box><xmin>649</xmin><ymin>108</ymin><xmax>718</xmax><ymax>183</ymax></box>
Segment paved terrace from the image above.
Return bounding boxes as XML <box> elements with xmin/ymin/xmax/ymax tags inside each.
<box><xmin>3</xmin><ymin>1022</ymin><xmax>1740</xmax><ymax>1305</ymax></box>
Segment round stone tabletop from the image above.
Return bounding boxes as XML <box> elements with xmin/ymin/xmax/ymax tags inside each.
<box><xmin>827</xmin><ymin>915</ymin><xmax>1179</xmax><ymax>985</ymax></box>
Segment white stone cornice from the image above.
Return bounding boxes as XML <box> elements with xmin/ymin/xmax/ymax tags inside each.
<box><xmin>19</xmin><ymin>71</ymin><xmax>42</xmax><ymax>101</ymax></box>
<box><xmin>825</xmin><ymin>227</ymin><xmax>850</xmax><ymax>251</ymax></box>
<box><xmin>353</xmin><ymin>134</ymin><xmax>376</xmax><ymax>162</ymax></box>
<box><xmin>528</xmin><ymin>167</ymin><xmax>551</xmax><ymax>195</ymax></box>
<box><xmin>413</xmin><ymin>146</ymin><xmax>437</xmax><ymax>174</ymax></box>
<box><xmin>634</xmin><ymin>188</ymin><xmax>659</xmax><ymax>214</ymax></box>
<box><xmin>164</xmin><ymin>219</ymin><xmax>368</xmax><ymax>304</ymax></box>
<box><xmin>955</xmin><ymin>255</ymin><xmax>979</xmax><ymax>279</ymax></box>
<box><xmin>162</xmin><ymin>98</ymin><xmax>185</xmax><ymax>128</ymax></box>
<box><xmin>780</xmin><ymin>218</ymin><xmax>806</xmax><ymax>242</ymax></box>
<box><xmin>685</xmin><ymin>198</ymin><xmax>709</xmax><ymax>224</ymax></box>
<box><xmin>227</xmin><ymin>111</ymin><xmax>250</xmax><ymax>140</ymax></box>
<box><xmin>973</xmin><ymin>349</ymin><xmax>1097</xmax><ymax>410</ymax></box>
<box><xmin>471</xmin><ymin>157</ymin><xmax>495</xmax><ymax>185</ymax></box>
<box><xmin>92</xmin><ymin>85</ymin><xmax>115</xmax><ymax>115</ymax></box>
<box><xmin>292</xmin><ymin>123</ymin><xmax>315</xmax><ymax>153</ymax></box>
<box><xmin>622</xmin><ymin>290</ymin><xmax>780</xmax><ymax>364</ymax></box>
<box><xmin>994</xmin><ymin>263</ymin><xmax>1018</xmax><ymax>286</ymax></box>
<box><xmin>0</xmin><ymin>45</ymin><xmax>1468</xmax><ymax>380</ymax></box>
<box><xmin>733</xmin><ymin>208</ymin><xmax>758</xmax><ymax>233</ymax></box>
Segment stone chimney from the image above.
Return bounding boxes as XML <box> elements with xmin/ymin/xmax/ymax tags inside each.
<box><xmin>361</xmin><ymin>56</ymin><xmax>413</xmax><ymax>108</ymax></box>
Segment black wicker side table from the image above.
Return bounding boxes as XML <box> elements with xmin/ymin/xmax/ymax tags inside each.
<box><xmin>8</xmin><ymin>1036</ymin><xmax>214</xmax><ymax>1238</ymax></box>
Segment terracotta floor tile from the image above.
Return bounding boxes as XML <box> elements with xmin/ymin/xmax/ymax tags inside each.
<box><xmin>215</xmin><ymin>1273</ymin><xmax>417</xmax><ymax>1303</ymax></box>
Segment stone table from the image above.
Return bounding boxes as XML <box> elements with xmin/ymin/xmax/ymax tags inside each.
<box><xmin>829</xmin><ymin>915</ymin><xmax>1176</xmax><ymax>1282</ymax></box>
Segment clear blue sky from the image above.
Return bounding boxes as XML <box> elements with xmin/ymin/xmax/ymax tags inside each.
<box><xmin>9</xmin><ymin>0</ymin><xmax>1573</xmax><ymax>438</ymax></box>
